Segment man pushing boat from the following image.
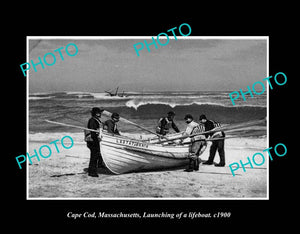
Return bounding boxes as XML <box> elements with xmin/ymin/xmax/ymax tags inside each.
<box><xmin>156</xmin><ymin>111</ymin><xmax>180</xmax><ymax>136</ymax></box>
<box><xmin>200</xmin><ymin>114</ymin><xmax>226</xmax><ymax>167</ymax></box>
<box><xmin>104</xmin><ymin>112</ymin><xmax>121</xmax><ymax>135</ymax></box>
<box><xmin>182</xmin><ymin>114</ymin><xmax>207</xmax><ymax>172</ymax></box>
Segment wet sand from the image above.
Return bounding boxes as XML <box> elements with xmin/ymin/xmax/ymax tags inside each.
<box><xmin>28</xmin><ymin>137</ymin><xmax>267</xmax><ymax>199</ymax></box>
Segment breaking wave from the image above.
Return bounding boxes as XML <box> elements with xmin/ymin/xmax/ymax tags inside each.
<box><xmin>29</xmin><ymin>90</ymin><xmax>266</xmax><ymax>134</ymax></box>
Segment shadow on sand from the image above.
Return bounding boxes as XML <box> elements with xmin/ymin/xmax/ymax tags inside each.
<box><xmin>50</xmin><ymin>167</ymin><xmax>113</xmax><ymax>177</ymax></box>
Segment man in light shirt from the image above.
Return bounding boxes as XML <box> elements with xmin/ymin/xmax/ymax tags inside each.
<box><xmin>183</xmin><ymin>114</ymin><xmax>207</xmax><ymax>172</ymax></box>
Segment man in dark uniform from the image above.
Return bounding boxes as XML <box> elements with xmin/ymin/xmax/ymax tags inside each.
<box><xmin>104</xmin><ymin>112</ymin><xmax>120</xmax><ymax>135</ymax></box>
<box><xmin>156</xmin><ymin>111</ymin><xmax>180</xmax><ymax>136</ymax></box>
<box><xmin>200</xmin><ymin>114</ymin><xmax>226</xmax><ymax>167</ymax></box>
<box><xmin>86</xmin><ymin>107</ymin><xmax>104</xmax><ymax>177</ymax></box>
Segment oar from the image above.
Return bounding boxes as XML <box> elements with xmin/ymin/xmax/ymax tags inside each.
<box><xmin>45</xmin><ymin>119</ymin><xmax>99</xmax><ymax>133</ymax></box>
<box><xmin>46</xmin><ymin>113</ymin><xmax>168</xmax><ymax>140</ymax></box>
<box><xmin>181</xmin><ymin>135</ymin><xmax>262</xmax><ymax>145</ymax></box>
<box><xmin>102</xmin><ymin>110</ymin><xmax>169</xmax><ymax>140</ymax></box>
<box><xmin>156</xmin><ymin>118</ymin><xmax>266</xmax><ymax>144</ymax></box>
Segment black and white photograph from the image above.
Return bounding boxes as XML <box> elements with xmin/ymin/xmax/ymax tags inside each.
<box><xmin>27</xmin><ymin>36</ymin><xmax>268</xmax><ymax>199</ymax></box>
<box><xmin>6</xmin><ymin>5</ymin><xmax>295</xmax><ymax>228</ymax></box>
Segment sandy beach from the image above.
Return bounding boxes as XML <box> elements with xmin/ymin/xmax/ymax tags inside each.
<box><xmin>27</xmin><ymin>136</ymin><xmax>267</xmax><ymax>199</ymax></box>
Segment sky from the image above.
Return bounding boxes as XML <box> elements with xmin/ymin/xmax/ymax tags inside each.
<box><xmin>28</xmin><ymin>37</ymin><xmax>267</xmax><ymax>93</ymax></box>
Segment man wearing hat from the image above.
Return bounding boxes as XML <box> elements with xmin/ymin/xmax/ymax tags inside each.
<box><xmin>156</xmin><ymin>111</ymin><xmax>180</xmax><ymax>136</ymax></box>
<box><xmin>199</xmin><ymin>114</ymin><xmax>225</xmax><ymax>167</ymax></box>
<box><xmin>104</xmin><ymin>112</ymin><xmax>121</xmax><ymax>135</ymax></box>
<box><xmin>86</xmin><ymin>107</ymin><xmax>104</xmax><ymax>177</ymax></box>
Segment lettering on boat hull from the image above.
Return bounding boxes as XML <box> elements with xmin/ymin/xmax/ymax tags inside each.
<box><xmin>116</xmin><ymin>139</ymin><xmax>149</xmax><ymax>148</ymax></box>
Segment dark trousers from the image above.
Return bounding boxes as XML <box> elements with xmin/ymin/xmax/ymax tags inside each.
<box><xmin>188</xmin><ymin>141</ymin><xmax>203</xmax><ymax>170</ymax></box>
<box><xmin>87</xmin><ymin>142</ymin><xmax>103</xmax><ymax>174</ymax></box>
<box><xmin>188</xmin><ymin>157</ymin><xmax>199</xmax><ymax>170</ymax></box>
<box><xmin>207</xmin><ymin>139</ymin><xmax>225</xmax><ymax>164</ymax></box>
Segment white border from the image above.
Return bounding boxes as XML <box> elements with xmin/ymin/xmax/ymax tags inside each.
<box><xmin>26</xmin><ymin>36</ymin><xmax>269</xmax><ymax>200</ymax></box>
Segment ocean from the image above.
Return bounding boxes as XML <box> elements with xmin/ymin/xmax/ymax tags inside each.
<box><xmin>29</xmin><ymin>91</ymin><xmax>267</xmax><ymax>142</ymax></box>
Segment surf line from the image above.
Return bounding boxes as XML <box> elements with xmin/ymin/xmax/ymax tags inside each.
<box><xmin>229</xmin><ymin>72</ymin><xmax>287</xmax><ymax>106</ymax></box>
<box><xmin>16</xmin><ymin>135</ymin><xmax>74</xmax><ymax>169</ymax></box>
<box><xmin>229</xmin><ymin>142</ymin><xmax>287</xmax><ymax>176</ymax></box>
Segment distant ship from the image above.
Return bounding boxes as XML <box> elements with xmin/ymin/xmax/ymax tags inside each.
<box><xmin>104</xmin><ymin>86</ymin><xmax>128</xmax><ymax>97</ymax></box>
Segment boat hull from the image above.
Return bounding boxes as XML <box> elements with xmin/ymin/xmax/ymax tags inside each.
<box><xmin>100</xmin><ymin>133</ymin><xmax>190</xmax><ymax>174</ymax></box>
